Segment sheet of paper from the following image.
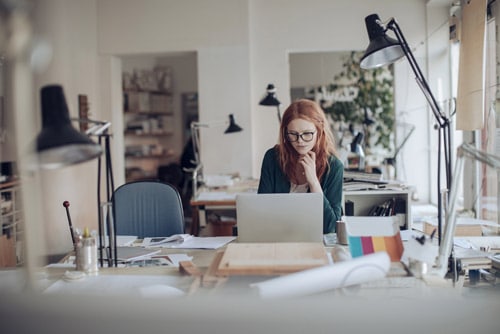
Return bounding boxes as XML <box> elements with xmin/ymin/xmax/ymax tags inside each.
<box><xmin>98</xmin><ymin>235</ymin><xmax>138</xmax><ymax>247</ymax></box>
<box><xmin>164</xmin><ymin>253</ymin><xmax>193</xmax><ymax>266</ymax></box>
<box><xmin>152</xmin><ymin>236</ymin><xmax>236</xmax><ymax>249</ymax></box>
<box><xmin>196</xmin><ymin>192</ymin><xmax>236</xmax><ymax>201</ymax></box>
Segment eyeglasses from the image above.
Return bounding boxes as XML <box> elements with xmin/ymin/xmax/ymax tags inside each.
<box><xmin>286</xmin><ymin>131</ymin><xmax>316</xmax><ymax>142</ymax></box>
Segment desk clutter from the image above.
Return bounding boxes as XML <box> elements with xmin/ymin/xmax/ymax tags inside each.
<box><xmin>42</xmin><ymin>212</ymin><xmax>500</xmax><ymax>299</ymax></box>
<box><xmin>343</xmin><ymin>216</ymin><xmax>404</xmax><ymax>262</ymax></box>
<box><xmin>214</xmin><ymin>243</ymin><xmax>329</xmax><ymax>276</ymax></box>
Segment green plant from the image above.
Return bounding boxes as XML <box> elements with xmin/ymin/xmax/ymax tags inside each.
<box><xmin>318</xmin><ymin>51</ymin><xmax>395</xmax><ymax>153</ymax></box>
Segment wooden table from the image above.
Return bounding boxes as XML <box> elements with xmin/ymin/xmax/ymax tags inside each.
<box><xmin>189</xmin><ymin>179</ymin><xmax>258</xmax><ymax>236</ymax></box>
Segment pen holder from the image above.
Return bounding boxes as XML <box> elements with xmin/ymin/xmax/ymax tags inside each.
<box><xmin>76</xmin><ymin>236</ymin><xmax>98</xmax><ymax>275</ymax></box>
<box><xmin>336</xmin><ymin>220</ymin><xmax>348</xmax><ymax>245</ymax></box>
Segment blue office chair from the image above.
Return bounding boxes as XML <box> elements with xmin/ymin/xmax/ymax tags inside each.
<box><xmin>112</xmin><ymin>180</ymin><xmax>185</xmax><ymax>238</ymax></box>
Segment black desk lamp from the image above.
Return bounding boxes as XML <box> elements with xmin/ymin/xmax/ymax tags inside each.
<box><xmin>36</xmin><ymin>85</ymin><xmax>102</xmax><ymax>168</ymax></box>
<box><xmin>189</xmin><ymin>114</ymin><xmax>243</xmax><ymax>196</ymax></box>
<box><xmin>350</xmin><ymin>132</ymin><xmax>365</xmax><ymax>171</ymax></box>
<box><xmin>36</xmin><ymin>84</ymin><xmax>117</xmax><ymax>267</ymax></box>
<box><xmin>259</xmin><ymin>83</ymin><xmax>282</xmax><ymax>122</ymax></box>
<box><xmin>360</xmin><ymin>14</ymin><xmax>452</xmax><ymax>246</ymax></box>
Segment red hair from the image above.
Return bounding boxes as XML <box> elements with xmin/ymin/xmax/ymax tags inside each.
<box><xmin>277</xmin><ymin>99</ymin><xmax>337</xmax><ymax>183</ymax></box>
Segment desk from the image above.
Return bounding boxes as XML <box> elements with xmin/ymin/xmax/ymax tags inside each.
<box><xmin>3</xmin><ymin>243</ymin><xmax>499</xmax><ymax>334</ymax></box>
<box><xmin>189</xmin><ymin>178</ymin><xmax>258</xmax><ymax>236</ymax></box>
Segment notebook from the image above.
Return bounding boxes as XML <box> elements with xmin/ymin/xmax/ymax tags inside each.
<box><xmin>236</xmin><ymin>193</ymin><xmax>323</xmax><ymax>242</ymax></box>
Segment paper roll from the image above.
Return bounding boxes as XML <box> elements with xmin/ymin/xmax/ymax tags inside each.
<box><xmin>250</xmin><ymin>251</ymin><xmax>390</xmax><ymax>299</ymax></box>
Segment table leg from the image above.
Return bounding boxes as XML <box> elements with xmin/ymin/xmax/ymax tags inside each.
<box><xmin>190</xmin><ymin>206</ymin><xmax>200</xmax><ymax>236</ymax></box>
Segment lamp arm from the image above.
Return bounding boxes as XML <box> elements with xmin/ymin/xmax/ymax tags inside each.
<box><xmin>387</xmin><ymin>19</ymin><xmax>447</xmax><ymax>128</ymax></box>
<box><xmin>385</xmin><ymin>18</ymin><xmax>453</xmax><ymax>246</ymax></box>
<box><xmin>434</xmin><ymin>143</ymin><xmax>500</xmax><ymax>277</ymax></box>
<box><xmin>460</xmin><ymin>142</ymin><xmax>500</xmax><ymax>168</ymax></box>
<box><xmin>190</xmin><ymin>122</ymin><xmax>207</xmax><ymax>167</ymax></box>
<box><xmin>392</xmin><ymin>124</ymin><xmax>415</xmax><ymax>161</ymax></box>
<box><xmin>70</xmin><ymin>117</ymin><xmax>111</xmax><ymax>136</ymax></box>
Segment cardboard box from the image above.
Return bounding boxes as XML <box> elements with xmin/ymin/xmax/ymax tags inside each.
<box><xmin>423</xmin><ymin>217</ymin><xmax>487</xmax><ymax>237</ymax></box>
<box><xmin>345</xmin><ymin>216</ymin><xmax>404</xmax><ymax>262</ymax></box>
<box><xmin>0</xmin><ymin>234</ymin><xmax>16</xmax><ymax>267</ymax></box>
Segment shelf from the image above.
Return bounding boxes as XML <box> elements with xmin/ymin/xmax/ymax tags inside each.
<box><xmin>125</xmin><ymin>154</ymin><xmax>175</xmax><ymax>159</ymax></box>
<box><xmin>1</xmin><ymin>183</ymin><xmax>24</xmax><ymax>267</ymax></box>
<box><xmin>124</xmin><ymin>130</ymin><xmax>173</xmax><ymax>136</ymax></box>
<box><xmin>123</xmin><ymin>88</ymin><xmax>172</xmax><ymax>94</ymax></box>
<box><xmin>344</xmin><ymin>189</ymin><xmax>411</xmax><ymax>230</ymax></box>
<box><xmin>125</xmin><ymin>110</ymin><xmax>173</xmax><ymax>116</ymax></box>
<box><xmin>124</xmin><ymin>90</ymin><xmax>173</xmax><ymax>114</ymax></box>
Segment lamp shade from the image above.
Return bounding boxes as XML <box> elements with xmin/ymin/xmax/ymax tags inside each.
<box><xmin>259</xmin><ymin>84</ymin><xmax>281</xmax><ymax>106</ymax></box>
<box><xmin>224</xmin><ymin>114</ymin><xmax>243</xmax><ymax>133</ymax></box>
<box><xmin>360</xmin><ymin>14</ymin><xmax>405</xmax><ymax>69</ymax></box>
<box><xmin>36</xmin><ymin>85</ymin><xmax>102</xmax><ymax>169</ymax></box>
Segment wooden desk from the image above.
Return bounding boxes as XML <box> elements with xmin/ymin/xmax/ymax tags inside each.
<box><xmin>41</xmin><ymin>244</ymin><xmax>415</xmax><ymax>297</ymax></box>
<box><xmin>189</xmin><ymin>179</ymin><xmax>258</xmax><ymax>236</ymax></box>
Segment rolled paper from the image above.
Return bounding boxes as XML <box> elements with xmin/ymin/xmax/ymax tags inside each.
<box><xmin>250</xmin><ymin>251</ymin><xmax>390</xmax><ymax>299</ymax></box>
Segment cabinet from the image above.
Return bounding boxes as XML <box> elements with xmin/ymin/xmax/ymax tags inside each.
<box><xmin>123</xmin><ymin>90</ymin><xmax>176</xmax><ymax>182</ymax></box>
<box><xmin>0</xmin><ymin>181</ymin><xmax>24</xmax><ymax>267</ymax></box>
<box><xmin>344</xmin><ymin>189</ymin><xmax>412</xmax><ymax>230</ymax></box>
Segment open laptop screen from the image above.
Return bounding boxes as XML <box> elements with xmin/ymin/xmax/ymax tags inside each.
<box><xmin>236</xmin><ymin>193</ymin><xmax>323</xmax><ymax>242</ymax></box>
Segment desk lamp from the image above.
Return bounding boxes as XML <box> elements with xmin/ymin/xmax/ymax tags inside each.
<box><xmin>36</xmin><ymin>85</ymin><xmax>118</xmax><ymax>267</ymax></box>
<box><xmin>36</xmin><ymin>85</ymin><xmax>102</xmax><ymax>169</ymax></box>
<box><xmin>190</xmin><ymin>114</ymin><xmax>243</xmax><ymax>196</ymax></box>
<box><xmin>259</xmin><ymin>83</ymin><xmax>282</xmax><ymax>122</ymax></box>
<box><xmin>349</xmin><ymin>132</ymin><xmax>365</xmax><ymax>171</ymax></box>
<box><xmin>360</xmin><ymin>14</ymin><xmax>452</xmax><ymax>246</ymax></box>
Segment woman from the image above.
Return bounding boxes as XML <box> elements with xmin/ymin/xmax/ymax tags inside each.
<box><xmin>258</xmin><ymin>99</ymin><xmax>343</xmax><ymax>233</ymax></box>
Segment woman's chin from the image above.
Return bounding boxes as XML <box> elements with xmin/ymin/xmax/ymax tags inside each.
<box><xmin>294</xmin><ymin>147</ymin><xmax>311</xmax><ymax>155</ymax></box>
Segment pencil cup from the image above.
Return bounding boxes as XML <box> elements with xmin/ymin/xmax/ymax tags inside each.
<box><xmin>336</xmin><ymin>220</ymin><xmax>348</xmax><ymax>245</ymax></box>
<box><xmin>76</xmin><ymin>236</ymin><xmax>98</xmax><ymax>275</ymax></box>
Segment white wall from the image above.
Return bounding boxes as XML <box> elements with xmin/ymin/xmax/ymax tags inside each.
<box><xmin>26</xmin><ymin>0</ymin><xmax>454</xmax><ymax>256</ymax></box>
<box><xmin>32</xmin><ymin>0</ymin><xmax>102</xmax><ymax>257</ymax></box>
<box><xmin>289</xmin><ymin>51</ymin><xmax>351</xmax><ymax>89</ymax></box>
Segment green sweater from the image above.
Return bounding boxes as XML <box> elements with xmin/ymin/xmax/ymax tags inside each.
<box><xmin>257</xmin><ymin>147</ymin><xmax>343</xmax><ymax>233</ymax></box>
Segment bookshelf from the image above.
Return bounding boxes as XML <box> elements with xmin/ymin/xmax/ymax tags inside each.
<box><xmin>123</xmin><ymin>89</ymin><xmax>176</xmax><ymax>182</ymax></box>
<box><xmin>0</xmin><ymin>181</ymin><xmax>24</xmax><ymax>267</ymax></box>
<box><xmin>344</xmin><ymin>189</ymin><xmax>412</xmax><ymax>230</ymax></box>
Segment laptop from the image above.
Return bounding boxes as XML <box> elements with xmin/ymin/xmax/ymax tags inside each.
<box><xmin>235</xmin><ymin>193</ymin><xmax>323</xmax><ymax>242</ymax></box>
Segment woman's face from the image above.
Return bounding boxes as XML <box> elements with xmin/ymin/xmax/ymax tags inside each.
<box><xmin>286</xmin><ymin>118</ymin><xmax>317</xmax><ymax>156</ymax></box>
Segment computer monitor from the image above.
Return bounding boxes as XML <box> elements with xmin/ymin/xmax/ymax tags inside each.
<box><xmin>236</xmin><ymin>193</ymin><xmax>323</xmax><ymax>242</ymax></box>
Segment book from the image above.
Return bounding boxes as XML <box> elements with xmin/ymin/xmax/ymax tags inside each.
<box><xmin>343</xmin><ymin>170</ymin><xmax>386</xmax><ymax>183</ymax></box>
<box><xmin>142</xmin><ymin>235</ymin><xmax>236</xmax><ymax>250</ymax></box>
<box><xmin>141</xmin><ymin>234</ymin><xmax>192</xmax><ymax>247</ymax></box>
<box><xmin>423</xmin><ymin>217</ymin><xmax>484</xmax><ymax>237</ymax></box>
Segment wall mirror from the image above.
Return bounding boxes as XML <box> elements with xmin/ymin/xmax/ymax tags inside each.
<box><xmin>289</xmin><ymin>51</ymin><xmax>396</xmax><ymax>172</ymax></box>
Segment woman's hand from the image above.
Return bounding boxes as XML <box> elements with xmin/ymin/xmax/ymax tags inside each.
<box><xmin>300</xmin><ymin>151</ymin><xmax>322</xmax><ymax>193</ymax></box>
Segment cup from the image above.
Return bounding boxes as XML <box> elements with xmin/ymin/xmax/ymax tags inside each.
<box><xmin>76</xmin><ymin>236</ymin><xmax>98</xmax><ymax>275</ymax></box>
<box><xmin>336</xmin><ymin>220</ymin><xmax>348</xmax><ymax>245</ymax></box>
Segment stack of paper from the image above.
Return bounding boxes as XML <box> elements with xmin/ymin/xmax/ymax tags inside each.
<box><xmin>142</xmin><ymin>235</ymin><xmax>236</xmax><ymax>249</ymax></box>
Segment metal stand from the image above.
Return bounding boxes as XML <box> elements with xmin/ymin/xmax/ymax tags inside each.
<box><xmin>92</xmin><ymin>127</ymin><xmax>116</xmax><ymax>267</ymax></box>
<box><xmin>434</xmin><ymin>143</ymin><xmax>500</xmax><ymax>277</ymax></box>
<box><xmin>387</xmin><ymin>18</ymin><xmax>452</xmax><ymax>246</ymax></box>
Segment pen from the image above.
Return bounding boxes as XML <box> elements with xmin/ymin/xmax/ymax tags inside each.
<box><xmin>63</xmin><ymin>201</ymin><xmax>77</xmax><ymax>251</ymax></box>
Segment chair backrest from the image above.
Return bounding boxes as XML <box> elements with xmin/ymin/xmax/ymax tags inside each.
<box><xmin>112</xmin><ymin>181</ymin><xmax>185</xmax><ymax>238</ymax></box>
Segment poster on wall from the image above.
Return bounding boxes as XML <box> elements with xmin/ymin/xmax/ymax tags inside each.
<box><xmin>456</xmin><ymin>0</ymin><xmax>487</xmax><ymax>130</ymax></box>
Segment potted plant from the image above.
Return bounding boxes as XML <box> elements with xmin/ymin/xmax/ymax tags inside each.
<box><xmin>312</xmin><ymin>51</ymin><xmax>395</xmax><ymax>158</ymax></box>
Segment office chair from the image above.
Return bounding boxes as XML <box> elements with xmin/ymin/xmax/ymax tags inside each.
<box><xmin>112</xmin><ymin>180</ymin><xmax>185</xmax><ymax>238</ymax></box>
